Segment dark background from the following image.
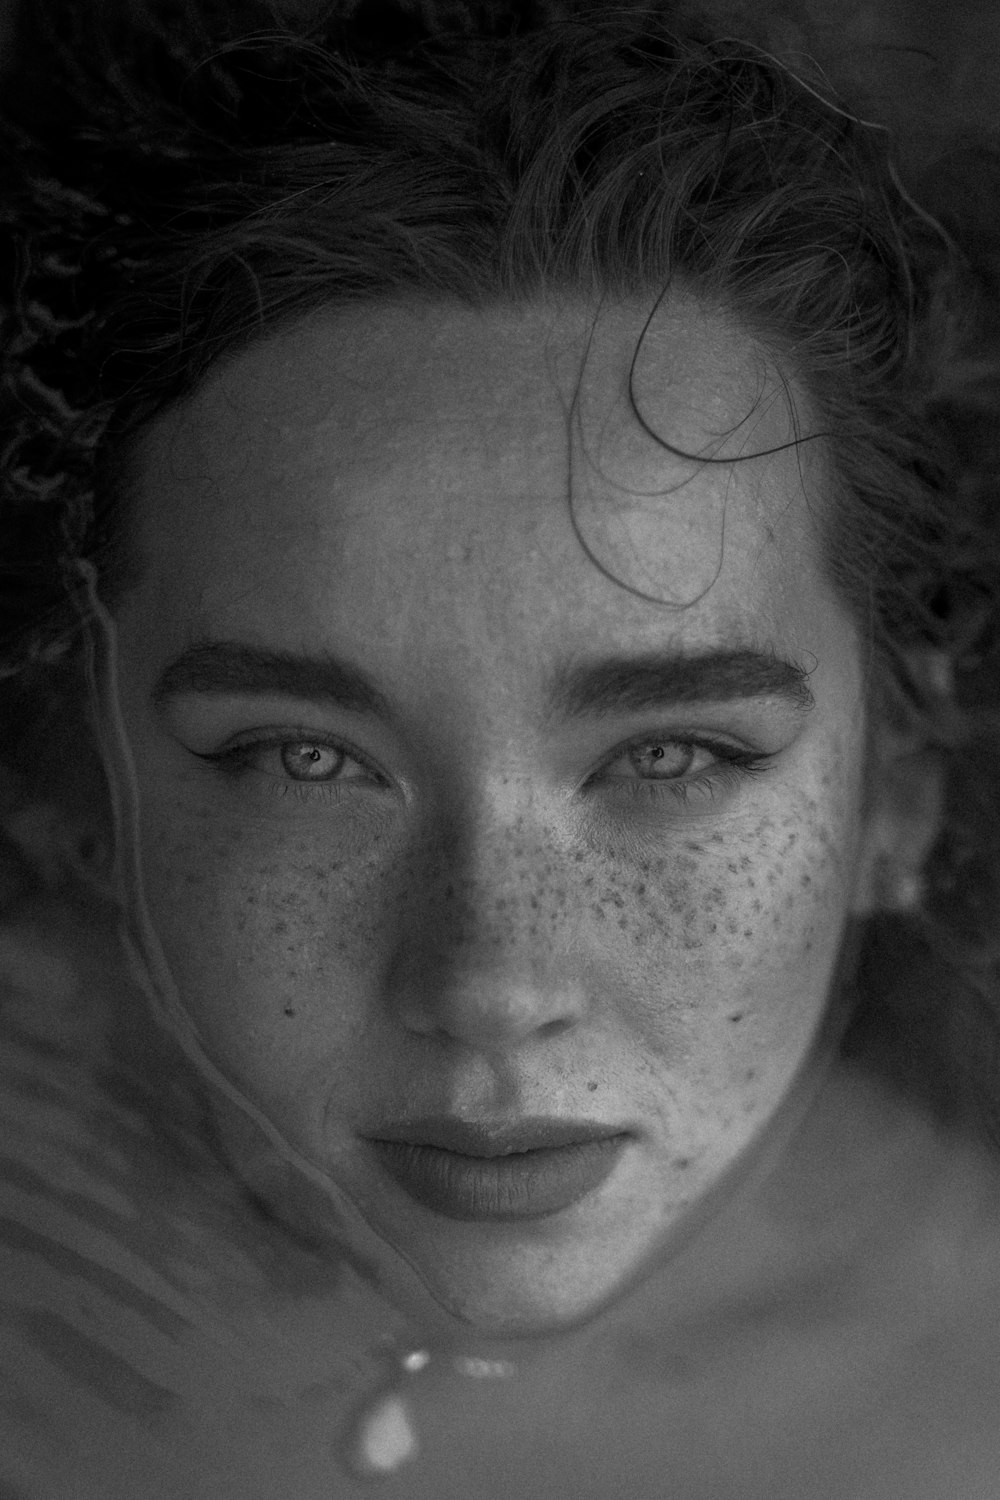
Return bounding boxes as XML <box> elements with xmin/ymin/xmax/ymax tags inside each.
<box><xmin>0</xmin><ymin>0</ymin><xmax>998</xmax><ymax>173</ymax></box>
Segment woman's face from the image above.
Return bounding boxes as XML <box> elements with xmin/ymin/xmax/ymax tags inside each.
<box><xmin>109</xmin><ymin>295</ymin><xmax>886</xmax><ymax>1335</ymax></box>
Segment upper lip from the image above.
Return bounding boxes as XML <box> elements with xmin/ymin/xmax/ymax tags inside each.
<box><xmin>365</xmin><ymin>1116</ymin><xmax>628</xmax><ymax>1158</ymax></box>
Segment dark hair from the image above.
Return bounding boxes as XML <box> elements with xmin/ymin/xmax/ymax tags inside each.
<box><xmin>3</xmin><ymin>0</ymin><xmax>1000</xmax><ymax>1137</ymax></box>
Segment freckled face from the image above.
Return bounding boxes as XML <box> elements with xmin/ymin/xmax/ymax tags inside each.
<box><xmin>110</xmin><ymin>295</ymin><xmax>873</xmax><ymax>1334</ymax></box>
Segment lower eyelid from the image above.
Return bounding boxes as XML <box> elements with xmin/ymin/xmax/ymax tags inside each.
<box><xmin>199</xmin><ymin>755</ymin><xmax>384</xmax><ymax>815</ymax></box>
<box><xmin>599</xmin><ymin>754</ymin><xmax>774</xmax><ymax>807</ymax></box>
<box><xmin>210</xmin><ymin>738</ymin><xmax>378</xmax><ymax>781</ymax></box>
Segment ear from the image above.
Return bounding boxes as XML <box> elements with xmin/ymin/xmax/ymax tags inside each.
<box><xmin>850</xmin><ymin>659</ymin><xmax>948</xmax><ymax>917</ymax></box>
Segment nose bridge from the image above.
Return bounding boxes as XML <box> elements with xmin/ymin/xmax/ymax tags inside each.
<box><xmin>386</xmin><ymin>788</ymin><xmax>588</xmax><ymax>1046</ymax></box>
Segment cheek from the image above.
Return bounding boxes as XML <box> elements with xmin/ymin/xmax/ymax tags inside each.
<box><xmin>133</xmin><ymin>809</ymin><xmax>389</xmax><ymax>1090</ymax></box>
<box><xmin>137</xmin><ymin>787</ymin><xmax>851</xmax><ymax>976</ymax></box>
<box><xmin>134</xmin><ymin>787</ymin><xmax>854</xmax><ymax>1098</ymax></box>
<box><xmin>586</xmin><ymin>797</ymin><xmax>852</xmax><ymax>988</ymax></box>
<box><xmin>582</xmin><ymin>797</ymin><xmax>857</xmax><ymax>1122</ymax></box>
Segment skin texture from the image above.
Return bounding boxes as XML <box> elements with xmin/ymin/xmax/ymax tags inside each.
<box><xmin>105</xmin><ymin>293</ymin><xmax>929</xmax><ymax>1338</ymax></box>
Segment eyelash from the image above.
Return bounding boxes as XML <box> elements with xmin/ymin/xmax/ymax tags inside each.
<box><xmin>599</xmin><ymin>739</ymin><xmax>773</xmax><ymax>808</ymax></box>
<box><xmin>197</xmin><ymin>730</ymin><xmax>775</xmax><ymax>811</ymax></box>
<box><xmin>199</xmin><ymin>734</ymin><xmax>385</xmax><ymax>807</ymax></box>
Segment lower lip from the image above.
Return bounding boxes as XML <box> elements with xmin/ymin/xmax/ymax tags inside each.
<box><xmin>368</xmin><ymin>1137</ymin><xmax>627</xmax><ymax>1222</ymax></box>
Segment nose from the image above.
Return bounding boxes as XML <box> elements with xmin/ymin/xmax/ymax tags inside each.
<box><xmin>392</xmin><ymin>962</ymin><xmax>588</xmax><ymax>1048</ymax></box>
<box><xmin>384</xmin><ymin>820</ymin><xmax>591</xmax><ymax>1051</ymax></box>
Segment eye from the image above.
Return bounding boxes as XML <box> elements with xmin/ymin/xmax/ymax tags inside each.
<box><xmin>611</xmin><ymin>740</ymin><xmax>706</xmax><ymax>780</ymax></box>
<box><xmin>196</xmin><ymin>733</ymin><xmax>386</xmax><ymax>804</ymax></box>
<box><xmin>275</xmin><ymin>741</ymin><xmax>349</xmax><ymax>781</ymax></box>
<box><xmin>594</xmin><ymin>733</ymin><xmax>773</xmax><ymax>809</ymax></box>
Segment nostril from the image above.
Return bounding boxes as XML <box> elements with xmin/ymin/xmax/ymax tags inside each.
<box><xmin>391</xmin><ymin>982</ymin><xmax>587</xmax><ymax>1047</ymax></box>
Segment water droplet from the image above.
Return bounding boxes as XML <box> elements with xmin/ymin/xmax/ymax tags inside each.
<box><xmin>338</xmin><ymin>1342</ymin><xmax>520</xmax><ymax>1481</ymax></box>
<box><xmin>451</xmin><ymin>1355</ymin><xmax>516</xmax><ymax>1379</ymax></box>
<box><xmin>345</xmin><ymin>1390</ymin><xmax>419</xmax><ymax>1478</ymax></box>
<box><xmin>401</xmin><ymin>1348</ymin><xmax>431</xmax><ymax>1374</ymax></box>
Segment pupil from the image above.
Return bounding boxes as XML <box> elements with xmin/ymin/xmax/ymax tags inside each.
<box><xmin>630</xmin><ymin>741</ymin><xmax>692</xmax><ymax>778</ymax></box>
<box><xmin>282</xmin><ymin>742</ymin><xmax>339</xmax><ymax>779</ymax></box>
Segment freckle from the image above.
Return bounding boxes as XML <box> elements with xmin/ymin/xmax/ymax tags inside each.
<box><xmin>745</xmin><ymin>1068</ymin><xmax>756</xmax><ymax>1081</ymax></box>
<box><xmin>800</xmin><ymin>874</ymin><xmax>812</xmax><ymax>889</ymax></box>
<box><xmin>587</xmin><ymin>1080</ymin><xmax>599</xmax><ymax>1092</ymax></box>
<box><xmin>284</xmin><ymin>1006</ymin><xmax>296</xmax><ymax>1017</ymax></box>
<box><xmin>709</xmin><ymin>832</ymin><xmax>725</xmax><ymax>846</ymax></box>
<box><xmin>674</xmin><ymin>1157</ymin><xmax>690</xmax><ymax>1170</ymax></box>
<box><xmin>727</xmin><ymin>862</ymin><xmax>739</xmax><ymax>874</ymax></box>
<box><xmin>739</xmin><ymin>856</ymin><xmax>751</xmax><ymax>871</ymax></box>
<box><xmin>584</xmin><ymin>875</ymin><xmax>594</xmax><ymax>889</ymax></box>
<box><xmin>752</xmin><ymin>899</ymin><xmax>762</xmax><ymax>914</ymax></box>
<box><xmin>742</xmin><ymin>929</ymin><xmax>753</xmax><ymax>939</ymax></box>
<box><xmin>683</xmin><ymin>842</ymin><xmax>703</xmax><ymax>853</ymax></box>
<box><xmin>593</xmin><ymin>905</ymin><xmax>606</xmax><ymax>921</ymax></box>
<box><xmin>729</xmin><ymin>1011</ymin><xmax>744</xmax><ymax>1023</ymax></box>
<box><xmin>618</xmin><ymin>916</ymin><xmax>628</xmax><ymax>929</ymax></box>
<box><xmin>708</xmin><ymin>921</ymin><xmax>717</xmax><ymax>934</ymax></box>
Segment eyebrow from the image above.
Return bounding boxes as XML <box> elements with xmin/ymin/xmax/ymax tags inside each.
<box><xmin>151</xmin><ymin>641</ymin><xmax>393</xmax><ymax>718</ymax></box>
<box><xmin>545</xmin><ymin>648</ymin><xmax>815</xmax><ymax>721</ymax></box>
<box><xmin>151</xmin><ymin>639</ymin><xmax>815</xmax><ymax>721</ymax></box>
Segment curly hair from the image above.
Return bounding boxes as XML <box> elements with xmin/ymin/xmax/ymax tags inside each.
<box><xmin>3</xmin><ymin>0</ymin><xmax>1000</xmax><ymax>1138</ymax></box>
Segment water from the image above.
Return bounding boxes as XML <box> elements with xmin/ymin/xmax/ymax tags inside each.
<box><xmin>343</xmin><ymin>1348</ymin><xmax>518</xmax><ymax>1480</ymax></box>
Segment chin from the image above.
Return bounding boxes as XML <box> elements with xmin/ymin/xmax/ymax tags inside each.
<box><xmin>208</xmin><ymin>1091</ymin><xmax>661</xmax><ymax>1340</ymax></box>
<box><xmin>368</xmin><ymin>1202</ymin><xmax>658</xmax><ymax>1343</ymax></box>
<box><xmin>384</xmin><ymin>1255</ymin><xmax>623</xmax><ymax>1341</ymax></box>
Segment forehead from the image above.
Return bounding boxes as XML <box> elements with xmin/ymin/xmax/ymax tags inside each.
<box><xmin>124</xmin><ymin>294</ymin><xmax>846</xmax><ymax>677</ymax></box>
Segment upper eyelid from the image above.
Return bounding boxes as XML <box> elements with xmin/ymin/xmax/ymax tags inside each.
<box><xmin>591</xmin><ymin>729</ymin><xmax>761</xmax><ymax>772</ymax></box>
<box><xmin>216</xmin><ymin>724</ymin><xmax>761</xmax><ymax>757</ymax></box>
<box><xmin>220</xmin><ymin>726</ymin><xmax>755</xmax><ymax>757</ymax></box>
<box><xmin>216</xmin><ymin>729</ymin><xmax>386</xmax><ymax>780</ymax></box>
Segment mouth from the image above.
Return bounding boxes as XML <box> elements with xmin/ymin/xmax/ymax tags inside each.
<box><xmin>365</xmin><ymin>1117</ymin><xmax>630</xmax><ymax>1222</ymax></box>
